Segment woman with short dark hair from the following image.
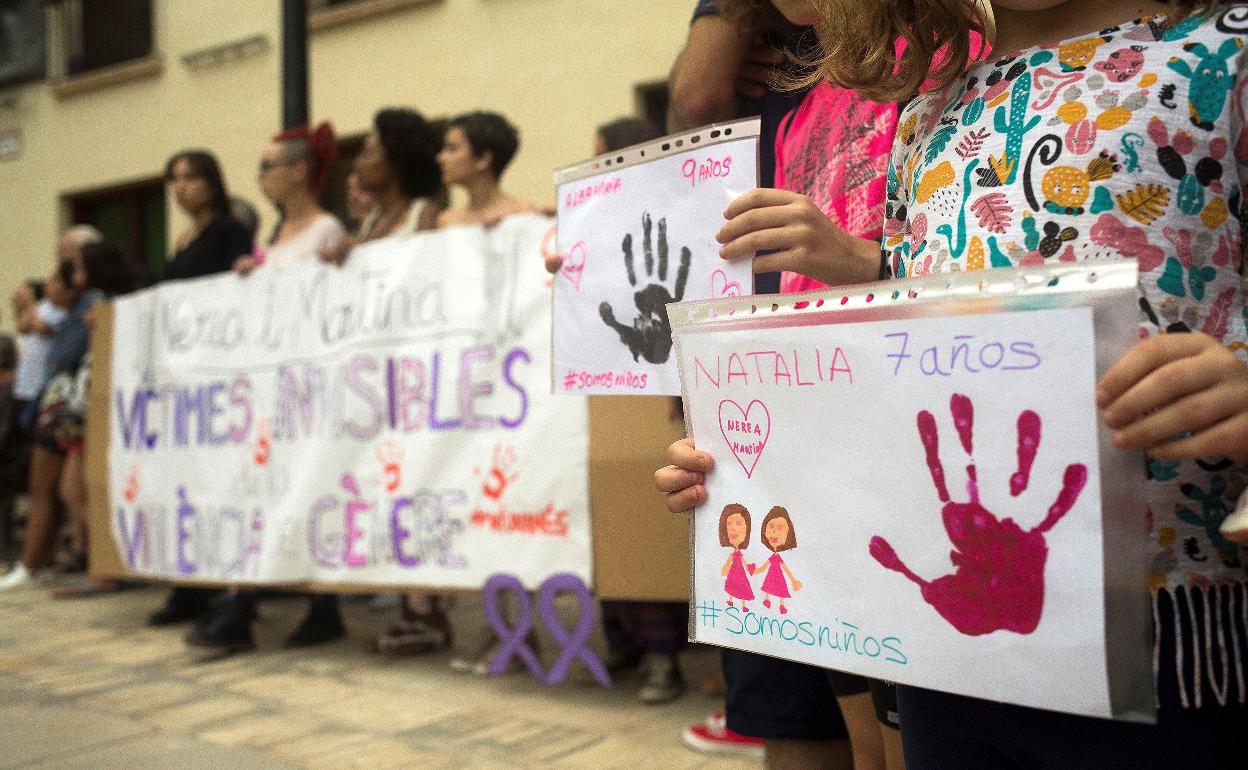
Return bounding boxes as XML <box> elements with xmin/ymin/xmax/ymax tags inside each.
<box><xmin>435</xmin><ymin>111</ymin><xmax>545</xmax><ymax>228</ymax></box>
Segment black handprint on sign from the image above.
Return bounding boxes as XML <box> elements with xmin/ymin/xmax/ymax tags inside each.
<box><xmin>599</xmin><ymin>212</ymin><xmax>691</xmax><ymax>364</ymax></box>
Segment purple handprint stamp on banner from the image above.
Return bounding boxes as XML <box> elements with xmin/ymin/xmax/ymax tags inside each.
<box><xmin>869</xmin><ymin>393</ymin><xmax>1088</xmax><ymax>636</ymax></box>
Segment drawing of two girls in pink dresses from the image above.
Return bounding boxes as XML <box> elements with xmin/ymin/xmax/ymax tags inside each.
<box><xmin>719</xmin><ymin>503</ymin><xmax>802</xmax><ymax>614</ymax></box>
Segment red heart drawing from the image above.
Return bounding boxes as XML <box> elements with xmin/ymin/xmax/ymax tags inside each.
<box><xmin>718</xmin><ymin>399</ymin><xmax>771</xmax><ymax>478</ymax></box>
<box><xmin>561</xmin><ymin>241</ymin><xmax>587</xmax><ymax>291</ymax></box>
<box><xmin>711</xmin><ymin>268</ymin><xmax>743</xmax><ymax>298</ymax></box>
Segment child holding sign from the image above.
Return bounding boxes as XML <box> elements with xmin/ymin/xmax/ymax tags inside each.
<box><xmin>660</xmin><ymin>1</ymin><xmax>1248</xmax><ymax>766</ymax></box>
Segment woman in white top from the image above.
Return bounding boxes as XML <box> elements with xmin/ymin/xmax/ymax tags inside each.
<box><xmin>321</xmin><ymin>108</ymin><xmax>445</xmax><ymax>264</ymax></box>
<box><xmin>196</xmin><ymin>124</ymin><xmax>348</xmax><ymax>651</ymax></box>
<box><xmin>235</xmin><ymin>122</ymin><xmax>346</xmax><ymax>274</ymax></box>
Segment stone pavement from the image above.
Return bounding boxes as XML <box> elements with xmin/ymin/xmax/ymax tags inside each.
<box><xmin>0</xmin><ymin>582</ymin><xmax>757</xmax><ymax>769</ymax></box>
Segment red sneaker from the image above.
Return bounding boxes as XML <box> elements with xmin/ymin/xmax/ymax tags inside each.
<box><xmin>681</xmin><ymin>712</ymin><xmax>765</xmax><ymax>758</ymax></box>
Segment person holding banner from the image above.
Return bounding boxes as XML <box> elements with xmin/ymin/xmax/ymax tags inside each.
<box><xmin>372</xmin><ymin>110</ymin><xmax>542</xmax><ymax>663</ymax></box>
<box><xmin>234</xmin><ymin>122</ymin><xmax>345</xmax><ymax>274</ymax></box>
<box><xmin>161</xmin><ymin>151</ymin><xmax>254</xmax><ymax>282</ymax></box>
<box><xmin>661</xmin><ymin>1</ymin><xmax>1248</xmax><ymax>766</ymax></box>
<box><xmin>188</xmin><ymin>124</ymin><xmax>351</xmax><ymax>651</ymax></box>
<box><xmin>668</xmin><ymin>0</ymin><xmax>816</xmax><ymax>298</ymax></box>
<box><xmin>435</xmin><ymin>111</ymin><xmax>542</xmax><ymax>228</ymax></box>
<box><xmin>147</xmin><ymin>149</ymin><xmax>253</xmax><ymax>625</ymax></box>
<box><xmin>321</xmin><ymin>108</ymin><xmax>444</xmax><ymax>265</ymax></box>
<box><xmin>676</xmin><ymin>2</ymin><xmax>909</xmax><ymax>766</ymax></box>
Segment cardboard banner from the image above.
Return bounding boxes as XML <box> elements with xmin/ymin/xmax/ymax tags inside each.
<box><xmin>552</xmin><ymin>119</ymin><xmax>758</xmax><ymax>397</ymax></box>
<box><xmin>588</xmin><ymin>395</ymin><xmax>689</xmax><ymax>601</ymax></box>
<box><xmin>95</xmin><ymin>216</ymin><xmax>592</xmax><ymax>591</ymax></box>
<box><xmin>672</xmin><ymin>261</ymin><xmax>1154</xmax><ymax>722</ymax></box>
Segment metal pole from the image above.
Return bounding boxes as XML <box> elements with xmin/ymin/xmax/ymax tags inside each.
<box><xmin>280</xmin><ymin>0</ymin><xmax>308</xmax><ymax>129</ymax></box>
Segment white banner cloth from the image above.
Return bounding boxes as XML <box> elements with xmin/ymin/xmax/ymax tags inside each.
<box><xmin>107</xmin><ymin>216</ymin><xmax>591</xmax><ymax>590</ymax></box>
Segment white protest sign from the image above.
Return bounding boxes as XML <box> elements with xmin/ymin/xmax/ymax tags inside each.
<box><xmin>552</xmin><ymin>119</ymin><xmax>758</xmax><ymax>396</ymax></box>
<box><xmin>105</xmin><ymin>215</ymin><xmax>591</xmax><ymax>590</ymax></box>
<box><xmin>672</xmin><ymin>262</ymin><xmax>1154</xmax><ymax>722</ymax></box>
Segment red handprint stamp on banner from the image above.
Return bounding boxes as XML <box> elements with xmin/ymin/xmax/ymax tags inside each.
<box><xmin>868</xmin><ymin>393</ymin><xmax>1088</xmax><ymax>636</ymax></box>
<box><xmin>122</xmin><ymin>464</ymin><xmax>141</xmax><ymax>503</ymax></box>
<box><xmin>375</xmin><ymin>441</ymin><xmax>405</xmax><ymax>493</ymax></box>
<box><xmin>253</xmin><ymin>418</ymin><xmax>272</xmax><ymax>467</ymax></box>
<box><xmin>477</xmin><ymin>444</ymin><xmax>519</xmax><ymax>501</ymax></box>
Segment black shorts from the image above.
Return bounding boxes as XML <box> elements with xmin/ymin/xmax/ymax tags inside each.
<box><xmin>723</xmin><ymin>648</ymin><xmax>903</xmax><ymax>741</ymax></box>
<box><xmin>722</xmin><ymin>648</ymin><xmax>849</xmax><ymax>741</ymax></box>
<box><xmin>825</xmin><ymin>670</ymin><xmax>901</xmax><ymax>729</ymax></box>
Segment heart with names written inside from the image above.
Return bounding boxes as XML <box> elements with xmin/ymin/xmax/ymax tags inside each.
<box><xmin>711</xmin><ymin>268</ymin><xmax>743</xmax><ymax>298</ymax></box>
<box><xmin>718</xmin><ymin>399</ymin><xmax>770</xmax><ymax>479</ymax></box>
<box><xmin>561</xmin><ymin>241</ymin><xmax>587</xmax><ymax>291</ymax></box>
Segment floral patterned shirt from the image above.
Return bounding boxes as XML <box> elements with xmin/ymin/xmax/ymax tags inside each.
<box><xmin>883</xmin><ymin>8</ymin><xmax>1248</xmax><ymax>595</ymax></box>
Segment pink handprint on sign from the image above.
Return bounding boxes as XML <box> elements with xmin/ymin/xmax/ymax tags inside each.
<box><xmin>868</xmin><ymin>393</ymin><xmax>1088</xmax><ymax>636</ymax></box>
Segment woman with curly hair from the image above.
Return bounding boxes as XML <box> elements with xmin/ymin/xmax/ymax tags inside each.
<box><xmin>322</xmin><ymin>108</ymin><xmax>444</xmax><ymax>264</ymax></box>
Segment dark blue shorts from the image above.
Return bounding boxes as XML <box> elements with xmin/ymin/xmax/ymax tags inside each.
<box><xmin>722</xmin><ymin>649</ymin><xmax>900</xmax><ymax>740</ymax></box>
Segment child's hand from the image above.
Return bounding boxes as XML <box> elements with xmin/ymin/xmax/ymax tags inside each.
<box><xmin>1222</xmin><ymin>495</ymin><xmax>1248</xmax><ymax>546</ymax></box>
<box><xmin>716</xmin><ymin>189</ymin><xmax>880</xmax><ymax>286</ymax></box>
<box><xmin>654</xmin><ymin>437</ymin><xmax>713</xmax><ymax>513</ymax></box>
<box><xmin>792</xmin><ymin>579</ymin><xmax>802</xmax><ymax>592</ymax></box>
<box><xmin>233</xmin><ymin>255</ymin><xmax>257</xmax><ymax>276</ymax></box>
<box><xmin>1098</xmin><ymin>333</ymin><xmax>1248</xmax><ymax>464</ymax></box>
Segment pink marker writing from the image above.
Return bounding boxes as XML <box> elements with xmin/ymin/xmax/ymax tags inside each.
<box><xmin>681</xmin><ymin>156</ymin><xmax>733</xmax><ymax>189</ymax></box>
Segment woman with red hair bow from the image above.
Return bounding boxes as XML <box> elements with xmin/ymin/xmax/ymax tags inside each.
<box><xmin>187</xmin><ymin>125</ymin><xmax>349</xmax><ymax>653</ymax></box>
<box><xmin>234</xmin><ymin>122</ymin><xmax>346</xmax><ymax>274</ymax></box>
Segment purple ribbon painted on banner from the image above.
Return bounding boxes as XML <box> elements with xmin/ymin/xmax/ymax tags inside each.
<box><xmin>483</xmin><ymin>574</ymin><xmax>545</xmax><ymax>679</ymax></box>
<box><xmin>538</xmin><ymin>573</ymin><xmax>611</xmax><ymax>688</ymax></box>
<box><xmin>481</xmin><ymin>572</ymin><xmax>611</xmax><ymax>688</ymax></box>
